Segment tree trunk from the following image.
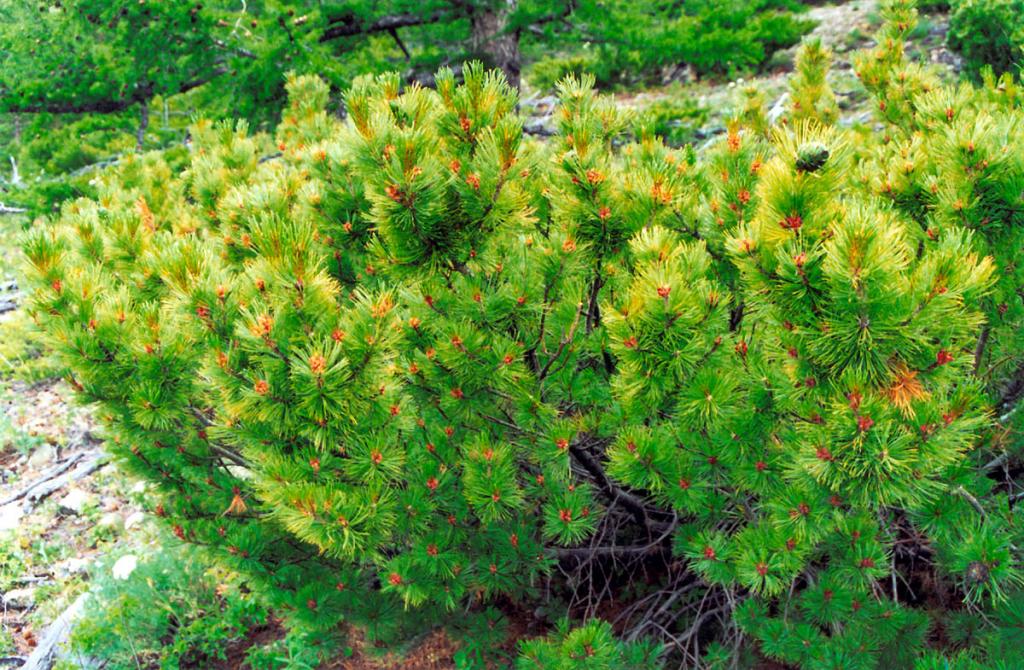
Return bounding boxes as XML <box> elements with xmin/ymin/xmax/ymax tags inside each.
<box><xmin>8</xmin><ymin>156</ymin><xmax>21</xmax><ymax>187</ymax></box>
<box><xmin>470</xmin><ymin>0</ymin><xmax>521</xmax><ymax>89</ymax></box>
<box><xmin>8</xmin><ymin>115</ymin><xmax>22</xmax><ymax>187</ymax></box>
<box><xmin>136</xmin><ymin>100</ymin><xmax>149</xmax><ymax>152</ymax></box>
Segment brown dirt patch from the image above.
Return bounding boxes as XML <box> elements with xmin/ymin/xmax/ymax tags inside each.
<box><xmin>322</xmin><ymin>627</ymin><xmax>460</xmax><ymax>670</ymax></box>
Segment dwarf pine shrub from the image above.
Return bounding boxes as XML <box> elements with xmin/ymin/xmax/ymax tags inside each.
<box><xmin>23</xmin><ymin>2</ymin><xmax>1024</xmax><ymax>667</ymax></box>
<box><xmin>947</xmin><ymin>0</ymin><xmax>1024</xmax><ymax>81</ymax></box>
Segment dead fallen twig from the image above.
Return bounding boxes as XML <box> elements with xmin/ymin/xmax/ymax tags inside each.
<box><xmin>21</xmin><ymin>592</ymin><xmax>88</xmax><ymax>670</ymax></box>
<box><xmin>0</xmin><ymin>453</ymin><xmax>88</xmax><ymax>507</ymax></box>
<box><xmin>10</xmin><ymin>575</ymin><xmax>53</xmax><ymax>586</ymax></box>
<box><xmin>18</xmin><ymin>455</ymin><xmax>107</xmax><ymax>513</ymax></box>
<box><xmin>0</xmin><ymin>450</ymin><xmax>107</xmax><ymax>515</ymax></box>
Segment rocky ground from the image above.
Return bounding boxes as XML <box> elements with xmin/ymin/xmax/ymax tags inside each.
<box><xmin>522</xmin><ymin>0</ymin><xmax>960</xmax><ymax>142</ymax></box>
<box><xmin>0</xmin><ymin>2</ymin><xmax>963</xmax><ymax>668</ymax></box>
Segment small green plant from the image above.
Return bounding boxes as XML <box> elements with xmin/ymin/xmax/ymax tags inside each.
<box><xmin>450</xmin><ymin>608</ymin><xmax>511</xmax><ymax>667</ymax></box>
<box><xmin>908</xmin><ymin>15</ymin><xmax>935</xmax><ymax>40</ymax></box>
<box><xmin>636</xmin><ymin>91</ymin><xmax>709</xmax><ymax>147</ymax></box>
<box><xmin>527</xmin><ymin>53</ymin><xmax>605</xmax><ymax>92</ymax></box>
<box><xmin>244</xmin><ymin>627</ymin><xmax>340</xmax><ymax>670</ymax></box>
<box><xmin>0</xmin><ymin>413</ymin><xmax>46</xmax><ymax>458</ymax></box>
<box><xmin>65</xmin><ymin>540</ymin><xmax>274</xmax><ymax>670</ymax></box>
<box><xmin>844</xmin><ymin>27</ymin><xmax>869</xmax><ymax>51</ymax></box>
<box><xmin>0</xmin><ymin>627</ymin><xmax>15</xmax><ymax>656</ymax></box>
<box><xmin>517</xmin><ymin>619</ymin><xmax>663</xmax><ymax>669</ymax></box>
<box><xmin>0</xmin><ymin>535</ymin><xmax>29</xmax><ymax>593</ymax></box>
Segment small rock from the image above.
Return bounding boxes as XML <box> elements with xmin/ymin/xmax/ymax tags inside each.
<box><xmin>839</xmin><ymin>111</ymin><xmax>876</xmax><ymax>128</ymax></box>
<box><xmin>27</xmin><ymin>444</ymin><xmax>56</xmax><ymax>469</ymax></box>
<box><xmin>124</xmin><ymin>511</ymin><xmax>146</xmax><ymax>530</ymax></box>
<box><xmin>97</xmin><ymin>512</ymin><xmax>123</xmax><ymax>530</ymax></box>
<box><xmin>2</xmin><ymin>587</ymin><xmax>37</xmax><ymax>609</ymax></box>
<box><xmin>112</xmin><ymin>554</ymin><xmax>138</xmax><ymax>580</ymax></box>
<box><xmin>59</xmin><ymin>488</ymin><xmax>95</xmax><ymax>515</ymax></box>
<box><xmin>0</xmin><ymin>504</ymin><xmax>24</xmax><ymax>531</ymax></box>
<box><xmin>520</xmin><ymin>95</ymin><xmax>557</xmax><ymax>112</ymax></box>
<box><xmin>693</xmin><ymin>124</ymin><xmax>726</xmax><ymax>141</ymax></box>
<box><xmin>57</xmin><ymin>556</ymin><xmax>91</xmax><ymax>577</ymax></box>
<box><xmin>523</xmin><ymin>120</ymin><xmax>556</xmax><ymax>137</ymax></box>
<box><xmin>766</xmin><ymin>48</ymin><xmax>797</xmax><ymax>73</ymax></box>
<box><xmin>661</xmin><ymin>63</ymin><xmax>696</xmax><ymax>85</ymax></box>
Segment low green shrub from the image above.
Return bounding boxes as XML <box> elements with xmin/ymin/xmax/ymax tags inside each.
<box><xmin>235</xmin><ymin>628</ymin><xmax>336</xmax><ymax>670</ymax></box>
<box><xmin>526</xmin><ymin>0</ymin><xmax>814</xmax><ymax>90</ymax></box>
<box><xmin>636</xmin><ymin>91</ymin><xmax>710</xmax><ymax>147</ymax></box>
<box><xmin>526</xmin><ymin>53</ymin><xmax>606</xmax><ymax>92</ymax></box>
<box><xmin>517</xmin><ymin>619</ymin><xmax>662</xmax><ymax>669</ymax></box>
<box><xmin>21</xmin><ymin>2</ymin><xmax>1024</xmax><ymax>668</ymax></box>
<box><xmin>948</xmin><ymin>0</ymin><xmax>1024</xmax><ymax>79</ymax></box>
<box><xmin>63</xmin><ymin>541</ymin><xmax>276</xmax><ymax>670</ymax></box>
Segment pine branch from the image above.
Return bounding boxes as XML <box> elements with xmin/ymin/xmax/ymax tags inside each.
<box><xmin>320</xmin><ymin>11</ymin><xmax>450</xmax><ymax>43</ymax></box>
<box><xmin>729</xmin><ymin>302</ymin><xmax>745</xmax><ymax>331</ymax></box>
<box><xmin>955</xmin><ymin>486</ymin><xmax>987</xmax><ymax>521</ymax></box>
<box><xmin>555</xmin><ymin>543</ymin><xmax>669</xmax><ymax>560</ymax></box>
<box><xmin>388</xmin><ymin>27</ymin><xmax>412</xmax><ymax>61</ymax></box>
<box><xmin>209</xmin><ymin>444</ymin><xmax>250</xmax><ymax>470</ymax></box>
<box><xmin>984</xmin><ymin>451</ymin><xmax>1012</xmax><ymax>471</ymax></box>
<box><xmin>585</xmin><ymin>265</ymin><xmax>603</xmax><ymax>334</ymax></box>
<box><xmin>973</xmin><ymin>325</ymin><xmax>989</xmax><ymax>375</ymax></box>
<box><xmin>538</xmin><ymin>301</ymin><xmax>584</xmax><ymax>381</ymax></box>
<box><xmin>2</xmin><ymin>68</ymin><xmax>227</xmax><ymax>115</ymax></box>
<box><xmin>998</xmin><ymin>361</ymin><xmax>1024</xmax><ymax>412</ymax></box>
<box><xmin>515</xmin><ymin>1</ymin><xmax>578</xmax><ymax>31</ymax></box>
<box><xmin>187</xmin><ymin>406</ymin><xmax>249</xmax><ymax>469</ymax></box>
<box><xmin>568</xmin><ymin>439</ymin><xmax>664</xmax><ymax>528</ymax></box>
